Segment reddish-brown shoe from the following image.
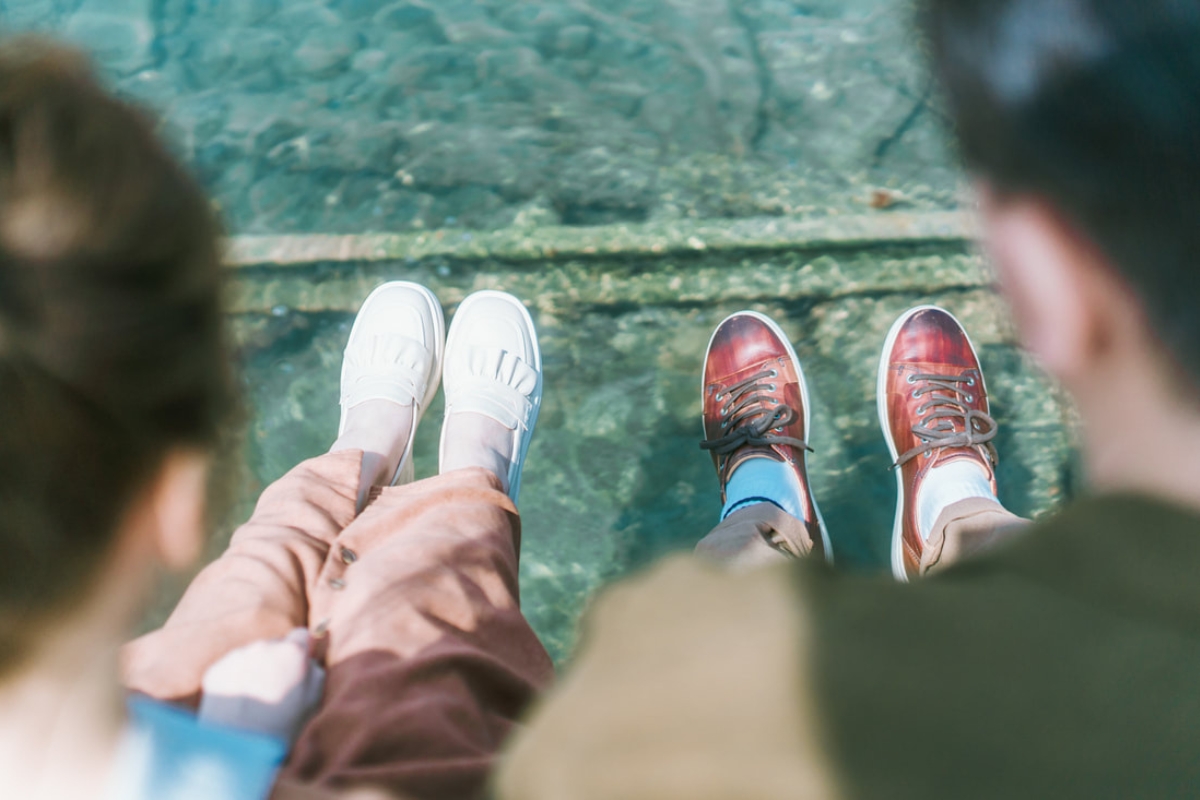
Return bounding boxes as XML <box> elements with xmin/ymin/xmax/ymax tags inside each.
<box><xmin>878</xmin><ymin>306</ymin><xmax>998</xmax><ymax>581</ymax></box>
<box><xmin>701</xmin><ymin>311</ymin><xmax>831</xmax><ymax>562</ymax></box>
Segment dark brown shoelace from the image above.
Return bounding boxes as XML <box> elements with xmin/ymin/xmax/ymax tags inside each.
<box><xmin>895</xmin><ymin>372</ymin><xmax>998</xmax><ymax>467</ymax></box>
<box><xmin>701</xmin><ymin>369</ymin><xmax>812</xmax><ymax>456</ymax></box>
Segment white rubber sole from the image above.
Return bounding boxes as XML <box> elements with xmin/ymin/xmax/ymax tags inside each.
<box><xmin>440</xmin><ymin>290</ymin><xmax>543</xmax><ymax>505</ymax></box>
<box><xmin>339</xmin><ymin>282</ymin><xmax>445</xmax><ymax>485</ymax></box>
<box><xmin>877</xmin><ymin>304</ymin><xmax>986</xmax><ymax>582</ymax></box>
<box><xmin>703</xmin><ymin>310</ymin><xmax>833</xmax><ymax>563</ymax></box>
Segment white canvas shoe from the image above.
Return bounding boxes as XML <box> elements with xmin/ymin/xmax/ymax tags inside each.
<box><xmin>339</xmin><ymin>282</ymin><xmax>444</xmax><ymax>485</ymax></box>
<box><xmin>440</xmin><ymin>291</ymin><xmax>542</xmax><ymax>503</ymax></box>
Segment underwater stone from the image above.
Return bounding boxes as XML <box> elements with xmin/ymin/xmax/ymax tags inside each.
<box><xmin>294</xmin><ymin>28</ymin><xmax>363</xmax><ymax>77</ymax></box>
<box><xmin>182</xmin><ymin>0</ymin><xmax>279</xmax><ymax>26</ymax></box>
<box><xmin>330</xmin><ymin>0</ymin><xmax>393</xmax><ymax>21</ymax></box>
<box><xmin>373</xmin><ymin>2</ymin><xmax>442</xmax><ymax>34</ymax></box>
<box><xmin>351</xmin><ymin>48</ymin><xmax>389</xmax><ymax>73</ymax></box>
<box><xmin>3</xmin><ymin>0</ymin><xmax>59</xmax><ymax>28</ymax></box>
<box><xmin>76</xmin><ymin>0</ymin><xmax>153</xmax><ymax>16</ymax></box>
<box><xmin>554</xmin><ymin>25</ymin><xmax>596</xmax><ymax>57</ymax></box>
<box><xmin>65</xmin><ymin>11</ymin><xmax>155</xmax><ymax>76</ymax></box>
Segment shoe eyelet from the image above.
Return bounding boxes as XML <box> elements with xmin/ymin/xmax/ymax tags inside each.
<box><xmin>719</xmin><ymin>408</ymin><xmax>727</xmax><ymax>417</ymax></box>
<box><xmin>906</xmin><ymin>374</ymin><xmax>917</xmax><ymax>385</ymax></box>
<box><xmin>771</xmin><ymin>398</ymin><xmax>779</xmax><ymax>405</ymax></box>
<box><xmin>768</xmin><ymin>384</ymin><xmax>777</xmax><ymax>392</ymax></box>
<box><xmin>912</xmin><ymin>389</ymin><xmax>921</xmax><ymax>399</ymax></box>
<box><xmin>714</xmin><ymin>393</ymin><xmax>723</xmax><ymax>402</ymax></box>
<box><xmin>967</xmin><ymin>378</ymin><xmax>976</xmax><ymax>387</ymax></box>
<box><xmin>769</xmin><ymin>369</ymin><xmax>778</xmax><ymax>378</ymax></box>
<box><xmin>965</xmin><ymin>394</ymin><xmax>974</xmax><ymax>402</ymax></box>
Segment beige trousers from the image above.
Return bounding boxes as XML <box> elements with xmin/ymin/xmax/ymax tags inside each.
<box><xmin>696</xmin><ymin>497</ymin><xmax>1029</xmax><ymax>574</ymax></box>
<box><xmin>122</xmin><ymin>450</ymin><xmax>554</xmax><ymax>800</ymax></box>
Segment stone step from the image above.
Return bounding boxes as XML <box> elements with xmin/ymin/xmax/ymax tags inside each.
<box><xmin>225</xmin><ymin>211</ymin><xmax>976</xmax><ymax>268</ymax></box>
<box><xmin>225</xmin><ymin>212</ymin><xmax>989</xmax><ymax>320</ymax></box>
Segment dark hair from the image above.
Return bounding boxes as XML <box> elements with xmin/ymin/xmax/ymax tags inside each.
<box><xmin>920</xmin><ymin>0</ymin><xmax>1200</xmax><ymax>383</ymax></box>
<box><xmin>0</xmin><ymin>39</ymin><xmax>231</xmax><ymax>670</ymax></box>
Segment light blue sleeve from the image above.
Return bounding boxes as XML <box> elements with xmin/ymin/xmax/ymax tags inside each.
<box><xmin>117</xmin><ymin>696</ymin><xmax>289</xmax><ymax>800</ymax></box>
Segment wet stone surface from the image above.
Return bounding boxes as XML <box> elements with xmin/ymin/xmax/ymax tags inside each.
<box><xmin>225</xmin><ymin>252</ymin><xmax>1075</xmax><ymax>664</ymax></box>
<box><xmin>3</xmin><ymin>0</ymin><xmax>958</xmax><ymax>235</ymax></box>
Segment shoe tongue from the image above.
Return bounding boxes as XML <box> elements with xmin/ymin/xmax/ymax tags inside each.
<box><xmin>932</xmin><ymin>447</ymin><xmax>992</xmax><ymax>476</ymax></box>
<box><xmin>726</xmin><ymin>446</ymin><xmax>785</xmax><ymax>475</ymax></box>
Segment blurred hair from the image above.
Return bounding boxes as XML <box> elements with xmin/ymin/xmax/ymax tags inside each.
<box><xmin>920</xmin><ymin>0</ymin><xmax>1200</xmax><ymax>384</ymax></box>
<box><xmin>0</xmin><ymin>38</ymin><xmax>231</xmax><ymax>670</ymax></box>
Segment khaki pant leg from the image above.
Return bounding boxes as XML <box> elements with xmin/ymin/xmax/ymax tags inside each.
<box><xmin>122</xmin><ymin>450</ymin><xmax>363</xmax><ymax>706</ymax></box>
<box><xmin>694</xmin><ymin>503</ymin><xmax>813</xmax><ymax>570</ymax></box>
<box><xmin>920</xmin><ymin>497</ymin><xmax>1030</xmax><ymax>576</ymax></box>
<box><xmin>696</xmin><ymin>498</ymin><xmax>1028</xmax><ymax>577</ymax></box>
<box><xmin>283</xmin><ymin>467</ymin><xmax>554</xmax><ymax>800</ymax></box>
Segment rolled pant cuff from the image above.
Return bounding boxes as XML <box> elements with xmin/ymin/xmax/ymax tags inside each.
<box><xmin>921</xmin><ymin>496</ymin><xmax>1030</xmax><ymax>576</ymax></box>
<box><xmin>695</xmin><ymin>502</ymin><xmax>813</xmax><ymax>571</ymax></box>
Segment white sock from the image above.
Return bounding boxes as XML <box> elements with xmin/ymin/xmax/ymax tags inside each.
<box><xmin>721</xmin><ymin>457</ymin><xmax>807</xmax><ymax>522</ymax></box>
<box><xmin>916</xmin><ymin>459</ymin><xmax>998</xmax><ymax>541</ymax></box>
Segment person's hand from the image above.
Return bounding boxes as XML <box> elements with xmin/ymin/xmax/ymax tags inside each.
<box><xmin>199</xmin><ymin>628</ymin><xmax>326</xmax><ymax>745</ymax></box>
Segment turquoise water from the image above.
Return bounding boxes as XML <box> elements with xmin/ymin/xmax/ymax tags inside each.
<box><xmin>2</xmin><ymin>0</ymin><xmax>959</xmax><ymax>235</ymax></box>
<box><xmin>4</xmin><ymin>0</ymin><xmax>1074</xmax><ymax>664</ymax></box>
<box><xmin>229</xmin><ymin>250</ymin><xmax>1073</xmax><ymax>663</ymax></box>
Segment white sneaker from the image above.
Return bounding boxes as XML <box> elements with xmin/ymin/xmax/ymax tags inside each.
<box><xmin>339</xmin><ymin>282</ymin><xmax>444</xmax><ymax>485</ymax></box>
<box><xmin>440</xmin><ymin>291</ymin><xmax>542</xmax><ymax>503</ymax></box>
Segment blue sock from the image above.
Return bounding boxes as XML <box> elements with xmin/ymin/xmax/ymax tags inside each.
<box><xmin>721</xmin><ymin>457</ymin><xmax>807</xmax><ymax>522</ymax></box>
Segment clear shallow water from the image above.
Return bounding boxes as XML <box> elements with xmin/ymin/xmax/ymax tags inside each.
<box><xmin>229</xmin><ymin>254</ymin><xmax>1073</xmax><ymax>664</ymax></box>
<box><xmin>2</xmin><ymin>0</ymin><xmax>958</xmax><ymax>234</ymax></box>
<box><xmin>6</xmin><ymin>1</ymin><xmax>1074</xmax><ymax>664</ymax></box>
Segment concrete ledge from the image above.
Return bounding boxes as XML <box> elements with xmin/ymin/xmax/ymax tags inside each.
<box><xmin>225</xmin><ymin>210</ymin><xmax>977</xmax><ymax>268</ymax></box>
<box><xmin>226</xmin><ymin>251</ymin><xmax>990</xmax><ymax>316</ymax></box>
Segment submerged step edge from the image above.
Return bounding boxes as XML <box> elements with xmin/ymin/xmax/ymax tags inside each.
<box><xmin>225</xmin><ymin>210</ymin><xmax>977</xmax><ymax>269</ymax></box>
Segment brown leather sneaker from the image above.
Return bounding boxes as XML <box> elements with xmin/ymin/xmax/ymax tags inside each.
<box><xmin>878</xmin><ymin>306</ymin><xmax>999</xmax><ymax>581</ymax></box>
<box><xmin>701</xmin><ymin>311</ymin><xmax>831</xmax><ymax>562</ymax></box>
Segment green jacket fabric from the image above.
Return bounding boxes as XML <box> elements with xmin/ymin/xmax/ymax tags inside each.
<box><xmin>498</xmin><ymin>495</ymin><xmax>1200</xmax><ymax>799</ymax></box>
